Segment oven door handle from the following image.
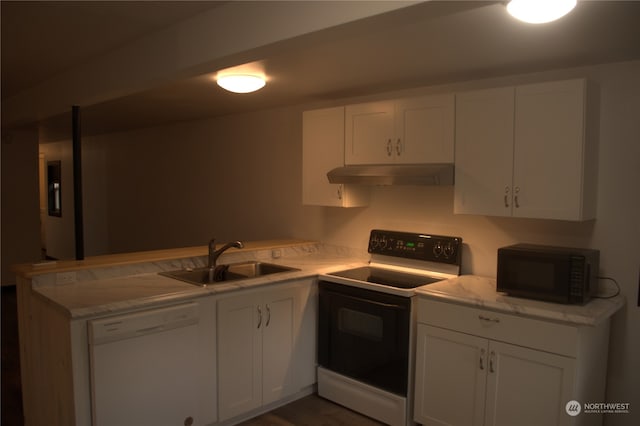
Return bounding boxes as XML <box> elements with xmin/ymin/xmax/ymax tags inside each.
<box><xmin>335</xmin><ymin>292</ymin><xmax>407</xmax><ymax>310</ymax></box>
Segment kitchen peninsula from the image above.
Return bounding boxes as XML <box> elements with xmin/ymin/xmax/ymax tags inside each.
<box><xmin>13</xmin><ymin>240</ymin><xmax>367</xmax><ymax>426</ymax></box>
<box><xmin>14</xmin><ymin>240</ymin><xmax>624</xmax><ymax>426</ymax></box>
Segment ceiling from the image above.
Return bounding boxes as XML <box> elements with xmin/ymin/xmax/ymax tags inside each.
<box><xmin>2</xmin><ymin>1</ymin><xmax>640</xmax><ymax>142</ymax></box>
<box><xmin>1</xmin><ymin>1</ymin><xmax>222</xmax><ymax>98</ymax></box>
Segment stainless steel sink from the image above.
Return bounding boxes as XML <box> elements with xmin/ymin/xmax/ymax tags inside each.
<box><xmin>160</xmin><ymin>261</ymin><xmax>299</xmax><ymax>286</ymax></box>
<box><xmin>226</xmin><ymin>261</ymin><xmax>298</xmax><ymax>278</ymax></box>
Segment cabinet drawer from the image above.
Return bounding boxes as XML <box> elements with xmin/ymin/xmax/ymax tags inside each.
<box><xmin>417</xmin><ymin>298</ymin><xmax>578</xmax><ymax>357</ymax></box>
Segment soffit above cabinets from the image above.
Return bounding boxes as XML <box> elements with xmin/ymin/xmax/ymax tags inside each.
<box><xmin>2</xmin><ymin>1</ymin><xmax>640</xmax><ymax>141</ymax></box>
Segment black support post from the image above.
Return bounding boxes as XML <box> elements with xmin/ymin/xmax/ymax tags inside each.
<box><xmin>72</xmin><ymin>105</ymin><xmax>84</xmax><ymax>260</ymax></box>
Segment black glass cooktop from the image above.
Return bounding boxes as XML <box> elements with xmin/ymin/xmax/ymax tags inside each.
<box><xmin>327</xmin><ymin>266</ymin><xmax>441</xmax><ymax>289</ymax></box>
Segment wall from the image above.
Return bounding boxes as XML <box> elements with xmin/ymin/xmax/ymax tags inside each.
<box><xmin>53</xmin><ymin>60</ymin><xmax>638</xmax><ymax>425</ymax></box>
<box><xmin>81</xmin><ymin>140</ymin><xmax>109</xmax><ymax>256</ymax></box>
<box><xmin>85</xmin><ymin>106</ymin><xmax>324</xmax><ymax>253</ymax></box>
<box><xmin>1</xmin><ymin>126</ymin><xmax>41</xmax><ymax>285</ymax></box>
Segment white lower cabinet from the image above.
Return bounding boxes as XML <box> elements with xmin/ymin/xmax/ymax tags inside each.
<box><xmin>485</xmin><ymin>340</ymin><xmax>575</xmax><ymax>426</ymax></box>
<box><xmin>414</xmin><ymin>298</ymin><xmax>610</xmax><ymax>426</ymax></box>
<box><xmin>415</xmin><ymin>324</ymin><xmax>575</xmax><ymax>426</ymax></box>
<box><xmin>217</xmin><ymin>279</ymin><xmax>316</xmax><ymax>422</ymax></box>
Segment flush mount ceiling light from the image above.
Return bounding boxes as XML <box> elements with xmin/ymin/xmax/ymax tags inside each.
<box><xmin>216</xmin><ymin>74</ymin><xmax>266</xmax><ymax>93</ymax></box>
<box><xmin>507</xmin><ymin>0</ymin><xmax>577</xmax><ymax>24</ymax></box>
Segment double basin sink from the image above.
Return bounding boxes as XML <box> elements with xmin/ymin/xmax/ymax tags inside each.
<box><xmin>160</xmin><ymin>261</ymin><xmax>299</xmax><ymax>286</ymax></box>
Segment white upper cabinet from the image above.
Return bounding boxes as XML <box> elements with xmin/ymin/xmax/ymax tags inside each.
<box><xmin>302</xmin><ymin>106</ymin><xmax>369</xmax><ymax>207</ymax></box>
<box><xmin>513</xmin><ymin>80</ymin><xmax>595</xmax><ymax>220</ymax></box>
<box><xmin>344</xmin><ymin>101</ymin><xmax>395</xmax><ymax>164</ymax></box>
<box><xmin>454</xmin><ymin>79</ymin><xmax>597</xmax><ymax>221</ymax></box>
<box><xmin>345</xmin><ymin>94</ymin><xmax>455</xmax><ymax>165</ymax></box>
<box><xmin>395</xmin><ymin>94</ymin><xmax>455</xmax><ymax>164</ymax></box>
<box><xmin>453</xmin><ymin>87</ymin><xmax>515</xmax><ymax>218</ymax></box>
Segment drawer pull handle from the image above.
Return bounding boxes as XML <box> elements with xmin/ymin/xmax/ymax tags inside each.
<box><xmin>265</xmin><ymin>304</ymin><xmax>271</xmax><ymax>327</ymax></box>
<box><xmin>257</xmin><ymin>306</ymin><xmax>262</xmax><ymax>329</ymax></box>
<box><xmin>478</xmin><ymin>315</ymin><xmax>500</xmax><ymax>323</ymax></box>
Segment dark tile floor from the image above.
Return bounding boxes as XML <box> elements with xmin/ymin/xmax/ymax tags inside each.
<box><xmin>239</xmin><ymin>394</ymin><xmax>384</xmax><ymax>426</ymax></box>
<box><xmin>2</xmin><ymin>285</ymin><xmax>24</xmax><ymax>426</ymax></box>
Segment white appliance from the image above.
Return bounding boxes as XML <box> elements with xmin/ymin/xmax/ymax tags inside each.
<box><xmin>88</xmin><ymin>303</ymin><xmax>210</xmax><ymax>426</ymax></box>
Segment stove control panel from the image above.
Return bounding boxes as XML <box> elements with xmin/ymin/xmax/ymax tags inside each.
<box><xmin>368</xmin><ymin>229</ymin><xmax>462</xmax><ymax>265</ymax></box>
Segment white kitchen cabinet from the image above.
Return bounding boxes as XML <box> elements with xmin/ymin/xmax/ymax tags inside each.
<box><xmin>453</xmin><ymin>86</ymin><xmax>514</xmax><ymax>218</ymax></box>
<box><xmin>345</xmin><ymin>94</ymin><xmax>455</xmax><ymax>165</ymax></box>
<box><xmin>302</xmin><ymin>106</ymin><xmax>368</xmax><ymax>207</ymax></box>
<box><xmin>485</xmin><ymin>340</ymin><xmax>576</xmax><ymax>426</ymax></box>
<box><xmin>414</xmin><ymin>298</ymin><xmax>610</xmax><ymax>426</ymax></box>
<box><xmin>454</xmin><ymin>79</ymin><xmax>597</xmax><ymax>221</ymax></box>
<box><xmin>415</xmin><ymin>324</ymin><xmax>575</xmax><ymax>426</ymax></box>
<box><xmin>217</xmin><ymin>279</ymin><xmax>315</xmax><ymax>422</ymax></box>
<box><xmin>414</xmin><ymin>324</ymin><xmax>488</xmax><ymax>426</ymax></box>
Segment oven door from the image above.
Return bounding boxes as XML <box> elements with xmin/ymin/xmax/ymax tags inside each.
<box><xmin>318</xmin><ymin>281</ymin><xmax>410</xmax><ymax>396</ymax></box>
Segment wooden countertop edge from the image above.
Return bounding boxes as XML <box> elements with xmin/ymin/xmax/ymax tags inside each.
<box><xmin>12</xmin><ymin>239</ymin><xmax>315</xmax><ymax>278</ymax></box>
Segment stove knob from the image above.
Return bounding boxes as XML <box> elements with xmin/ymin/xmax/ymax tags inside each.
<box><xmin>443</xmin><ymin>242</ymin><xmax>456</xmax><ymax>258</ymax></box>
<box><xmin>368</xmin><ymin>235</ymin><xmax>380</xmax><ymax>251</ymax></box>
<box><xmin>433</xmin><ymin>242</ymin><xmax>443</xmax><ymax>257</ymax></box>
<box><xmin>380</xmin><ymin>236</ymin><xmax>388</xmax><ymax>250</ymax></box>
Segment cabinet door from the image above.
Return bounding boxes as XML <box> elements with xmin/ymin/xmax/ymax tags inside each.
<box><xmin>414</xmin><ymin>324</ymin><xmax>488</xmax><ymax>426</ymax></box>
<box><xmin>261</xmin><ymin>286</ymin><xmax>299</xmax><ymax>405</ymax></box>
<box><xmin>217</xmin><ymin>294</ymin><xmax>262</xmax><ymax>421</ymax></box>
<box><xmin>454</xmin><ymin>87</ymin><xmax>515</xmax><ymax>216</ymax></box>
<box><xmin>395</xmin><ymin>94</ymin><xmax>455</xmax><ymax>164</ymax></box>
<box><xmin>302</xmin><ymin>107</ymin><xmax>368</xmax><ymax>207</ymax></box>
<box><xmin>302</xmin><ymin>107</ymin><xmax>344</xmax><ymax>206</ymax></box>
<box><xmin>513</xmin><ymin>79</ymin><xmax>588</xmax><ymax>220</ymax></box>
<box><xmin>485</xmin><ymin>341</ymin><xmax>576</xmax><ymax>426</ymax></box>
<box><xmin>345</xmin><ymin>101</ymin><xmax>395</xmax><ymax>164</ymax></box>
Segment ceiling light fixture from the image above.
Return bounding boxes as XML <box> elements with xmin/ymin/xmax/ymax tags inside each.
<box><xmin>216</xmin><ymin>74</ymin><xmax>266</xmax><ymax>94</ymax></box>
<box><xmin>506</xmin><ymin>0</ymin><xmax>577</xmax><ymax>24</ymax></box>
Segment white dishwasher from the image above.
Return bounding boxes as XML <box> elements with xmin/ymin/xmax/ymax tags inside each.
<box><xmin>89</xmin><ymin>303</ymin><xmax>204</xmax><ymax>426</ymax></box>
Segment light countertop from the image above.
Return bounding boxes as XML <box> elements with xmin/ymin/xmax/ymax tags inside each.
<box><xmin>21</xmin><ymin>241</ymin><xmax>625</xmax><ymax>325</ymax></box>
<box><xmin>12</xmin><ymin>239</ymin><xmax>315</xmax><ymax>278</ymax></box>
<box><xmin>28</xmin><ymin>242</ymin><xmax>368</xmax><ymax>319</ymax></box>
<box><xmin>415</xmin><ymin>275</ymin><xmax>625</xmax><ymax>326</ymax></box>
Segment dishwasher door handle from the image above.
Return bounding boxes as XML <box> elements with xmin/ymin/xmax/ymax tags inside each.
<box><xmin>89</xmin><ymin>303</ymin><xmax>199</xmax><ymax>345</ymax></box>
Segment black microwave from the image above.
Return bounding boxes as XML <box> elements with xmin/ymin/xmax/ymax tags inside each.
<box><xmin>497</xmin><ymin>244</ymin><xmax>599</xmax><ymax>305</ymax></box>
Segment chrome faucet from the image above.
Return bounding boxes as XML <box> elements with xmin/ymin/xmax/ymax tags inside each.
<box><xmin>208</xmin><ymin>238</ymin><xmax>244</xmax><ymax>270</ymax></box>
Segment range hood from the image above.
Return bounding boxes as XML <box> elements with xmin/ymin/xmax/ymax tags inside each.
<box><xmin>327</xmin><ymin>164</ymin><xmax>454</xmax><ymax>186</ymax></box>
